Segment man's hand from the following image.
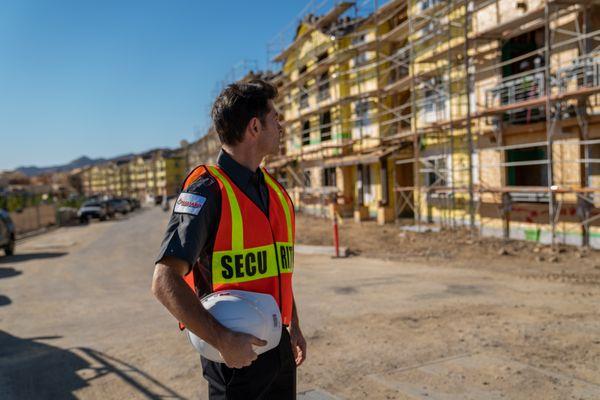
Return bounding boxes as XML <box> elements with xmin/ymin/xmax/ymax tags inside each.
<box><xmin>289</xmin><ymin>324</ymin><xmax>307</xmax><ymax>366</ymax></box>
<box><xmin>217</xmin><ymin>330</ymin><xmax>267</xmax><ymax>369</ymax></box>
<box><xmin>152</xmin><ymin>259</ymin><xmax>265</xmax><ymax>369</ymax></box>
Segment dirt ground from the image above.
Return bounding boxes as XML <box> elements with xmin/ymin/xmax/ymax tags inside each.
<box><xmin>0</xmin><ymin>207</ymin><xmax>598</xmax><ymax>399</ymax></box>
<box><xmin>294</xmin><ymin>214</ymin><xmax>600</xmax><ymax>399</ymax></box>
<box><xmin>296</xmin><ymin>214</ymin><xmax>600</xmax><ymax>286</ymax></box>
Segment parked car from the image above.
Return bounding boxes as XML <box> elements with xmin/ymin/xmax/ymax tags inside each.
<box><xmin>125</xmin><ymin>198</ymin><xmax>140</xmax><ymax>210</ymax></box>
<box><xmin>77</xmin><ymin>201</ymin><xmax>108</xmax><ymax>223</ymax></box>
<box><xmin>108</xmin><ymin>198</ymin><xmax>131</xmax><ymax>215</ymax></box>
<box><xmin>0</xmin><ymin>209</ymin><xmax>15</xmax><ymax>256</ymax></box>
<box><xmin>117</xmin><ymin>199</ymin><xmax>131</xmax><ymax>214</ymax></box>
<box><xmin>101</xmin><ymin>200</ymin><xmax>116</xmax><ymax>219</ymax></box>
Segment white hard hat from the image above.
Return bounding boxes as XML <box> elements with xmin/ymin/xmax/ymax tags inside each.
<box><xmin>186</xmin><ymin>290</ymin><xmax>282</xmax><ymax>363</ymax></box>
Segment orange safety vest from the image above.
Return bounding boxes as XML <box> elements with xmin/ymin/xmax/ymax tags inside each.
<box><xmin>179</xmin><ymin>164</ymin><xmax>295</xmax><ymax>329</ymax></box>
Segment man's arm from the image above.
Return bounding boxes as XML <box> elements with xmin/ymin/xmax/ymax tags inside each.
<box><xmin>152</xmin><ymin>256</ymin><xmax>224</xmax><ymax>348</ymax></box>
<box><xmin>289</xmin><ymin>298</ymin><xmax>307</xmax><ymax>366</ymax></box>
<box><xmin>152</xmin><ymin>176</ymin><xmax>265</xmax><ymax>368</ymax></box>
<box><xmin>152</xmin><ymin>255</ymin><xmax>266</xmax><ymax>368</ymax></box>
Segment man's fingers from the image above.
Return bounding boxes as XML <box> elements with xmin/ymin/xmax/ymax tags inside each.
<box><xmin>290</xmin><ymin>334</ymin><xmax>307</xmax><ymax>366</ymax></box>
<box><xmin>296</xmin><ymin>340</ymin><xmax>306</xmax><ymax>366</ymax></box>
<box><xmin>293</xmin><ymin>342</ymin><xmax>302</xmax><ymax>365</ymax></box>
<box><xmin>250</xmin><ymin>336</ymin><xmax>267</xmax><ymax>347</ymax></box>
<box><xmin>295</xmin><ymin>347</ymin><xmax>304</xmax><ymax>366</ymax></box>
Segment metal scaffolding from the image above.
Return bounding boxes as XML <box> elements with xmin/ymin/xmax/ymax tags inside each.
<box><xmin>265</xmin><ymin>0</ymin><xmax>600</xmax><ymax>246</ymax></box>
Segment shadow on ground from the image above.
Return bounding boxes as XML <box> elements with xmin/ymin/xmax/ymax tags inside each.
<box><xmin>0</xmin><ymin>252</ymin><xmax>68</xmax><ymax>264</ymax></box>
<box><xmin>0</xmin><ymin>331</ymin><xmax>185</xmax><ymax>400</ymax></box>
<box><xmin>0</xmin><ymin>295</ymin><xmax>11</xmax><ymax>307</ymax></box>
<box><xmin>0</xmin><ymin>267</ymin><xmax>21</xmax><ymax>308</ymax></box>
<box><xmin>0</xmin><ymin>331</ymin><xmax>87</xmax><ymax>399</ymax></box>
<box><xmin>0</xmin><ymin>267</ymin><xmax>22</xmax><ymax>279</ymax></box>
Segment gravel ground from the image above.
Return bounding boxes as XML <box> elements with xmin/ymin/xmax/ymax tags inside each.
<box><xmin>0</xmin><ymin>207</ymin><xmax>598</xmax><ymax>399</ymax></box>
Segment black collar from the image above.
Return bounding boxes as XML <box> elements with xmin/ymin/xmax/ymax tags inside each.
<box><xmin>216</xmin><ymin>149</ymin><xmax>264</xmax><ymax>189</ymax></box>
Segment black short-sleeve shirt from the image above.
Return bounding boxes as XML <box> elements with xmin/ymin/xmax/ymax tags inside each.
<box><xmin>155</xmin><ymin>149</ymin><xmax>270</xmax><ymax>294</ymax></box>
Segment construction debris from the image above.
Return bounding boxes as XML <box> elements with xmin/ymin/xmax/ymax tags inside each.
<box><xmin>497</xmin><ymin>248</ymin><xmax>510</xmax><ymax>256</ymax></box>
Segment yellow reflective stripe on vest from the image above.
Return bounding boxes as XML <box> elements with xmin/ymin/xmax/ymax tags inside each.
<box><xmin>263</xmin><ymin>169</ymin><xmax>293</xmax><ymax>243</ymax></box>
<box><xmin>276</xmin><ymin>242</ymin><xmax>294</xmax><ymax>274</ymax></box>
<box><xmin>207</xmin><ymin>166</ymin><xmax>243</xmax><ymax>251</ymax></box>
<box><xmin>212</xmin><ymin>244</ymin><xmax>279</xmax><ymax>284</ymax></box>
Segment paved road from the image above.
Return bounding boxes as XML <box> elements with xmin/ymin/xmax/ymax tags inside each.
<box><xmin>1</xmin><ymin>206</ymin><xmax>599</xmax><ymax>399</ymax></box>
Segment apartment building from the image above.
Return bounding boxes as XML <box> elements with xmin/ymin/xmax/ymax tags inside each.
<box><xmin>267</xmin><ymin>0</ymin><xmax>600</xmax><ymax>247</ymax></box>
<box><xmin>78</xmin><ymin>150</ymin><xmax>185</xmax><ymax>200</ymax></box>
<box><xmin>154</xmin><ymin>150</ymin><xmax>186</xmax><ymax>197</ymax></box>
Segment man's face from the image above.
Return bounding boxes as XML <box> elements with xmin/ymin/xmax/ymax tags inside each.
<box><xmin>259</xmin><ymin>100</ymin><xmax>282</xmax><ymax>156</ymax></box>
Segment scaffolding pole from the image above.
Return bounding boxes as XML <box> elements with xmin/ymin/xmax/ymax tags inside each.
<box><xmin>465</xmin><ymin>0</ymin><xmax>476</xmax><ymax>231</ymax></box>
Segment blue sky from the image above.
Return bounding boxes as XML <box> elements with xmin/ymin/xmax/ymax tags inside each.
<box><xmin>0</xmin><ymin>0</ymin><xmax>306</xmax><ymax>170</ymax></box>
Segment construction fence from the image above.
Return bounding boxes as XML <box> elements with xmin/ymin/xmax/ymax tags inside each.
<box><xmin>9</xmin><ymin>204</ymin><xmax>57</xmax><ymax>236</ymax></box>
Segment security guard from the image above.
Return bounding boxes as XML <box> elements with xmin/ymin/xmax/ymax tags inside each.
<box><xmin>152</xmin><ymin>79</ymin><xmax>306</xmax><ymax>400</ymax></box>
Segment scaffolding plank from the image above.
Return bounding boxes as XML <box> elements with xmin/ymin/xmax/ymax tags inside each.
<box><xmin>384</xmin><ymin>75</ymin><xmax>411</xmax><ymax>93</ymax></box>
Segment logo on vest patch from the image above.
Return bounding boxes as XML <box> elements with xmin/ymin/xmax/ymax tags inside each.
<box><xmin>174</xmin><ymin>192</ymin><xmax>206</xmax><ymax>215</ymax></box>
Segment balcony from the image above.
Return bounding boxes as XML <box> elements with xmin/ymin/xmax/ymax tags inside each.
<box><xmin>485</xmin><ymin>70</ymin><xmax>546</xmax><ymax>125</ymax></box>
<box><xmin>417</xmin><ymin>94</ymin><xmax>448</xmax><ymax>125</ymax></box>
<box><xmin>482</xmin><ymin>54</ymin><xmax>600</xmax><ymax>125</ymax></box>
<box><xmin>557</xmin><ymin>53</ymin><xmax>600</xmax><ymax>106</ymax></box>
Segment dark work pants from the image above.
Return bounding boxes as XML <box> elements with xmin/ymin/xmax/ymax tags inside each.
<box><xmin>201</xmin><ymin>328</ymin><xmax>296</xmax><ymax>400</ymax></box>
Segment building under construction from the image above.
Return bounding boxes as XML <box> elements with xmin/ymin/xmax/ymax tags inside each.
<box><xmin>264</xmin><ymin>0</ymin><xmax>600</xmax><ymax>247</ymax></box>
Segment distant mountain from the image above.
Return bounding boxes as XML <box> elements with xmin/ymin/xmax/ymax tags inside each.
<box><xmin>15</xmin><ymin>149</ymin><xmax>168</xmax><ymax>176</ymax></box>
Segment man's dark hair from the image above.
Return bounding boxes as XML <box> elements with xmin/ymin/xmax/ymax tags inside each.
<box><xmin>211</xmin><ymin>79</ymin><xmax>278</xmax><ymax>146</ymax></box>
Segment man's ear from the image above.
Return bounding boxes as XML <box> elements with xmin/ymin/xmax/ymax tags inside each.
<box><xmin>248</xmin><ymin>117</ymin><xmax>261</xmax><ymax>139</ymax></box>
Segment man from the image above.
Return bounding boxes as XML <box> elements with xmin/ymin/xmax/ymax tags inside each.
<box><xmin>152</xmin><ymin>79</ymin><xmax>306</xmax><ymax>400</ymax></box>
